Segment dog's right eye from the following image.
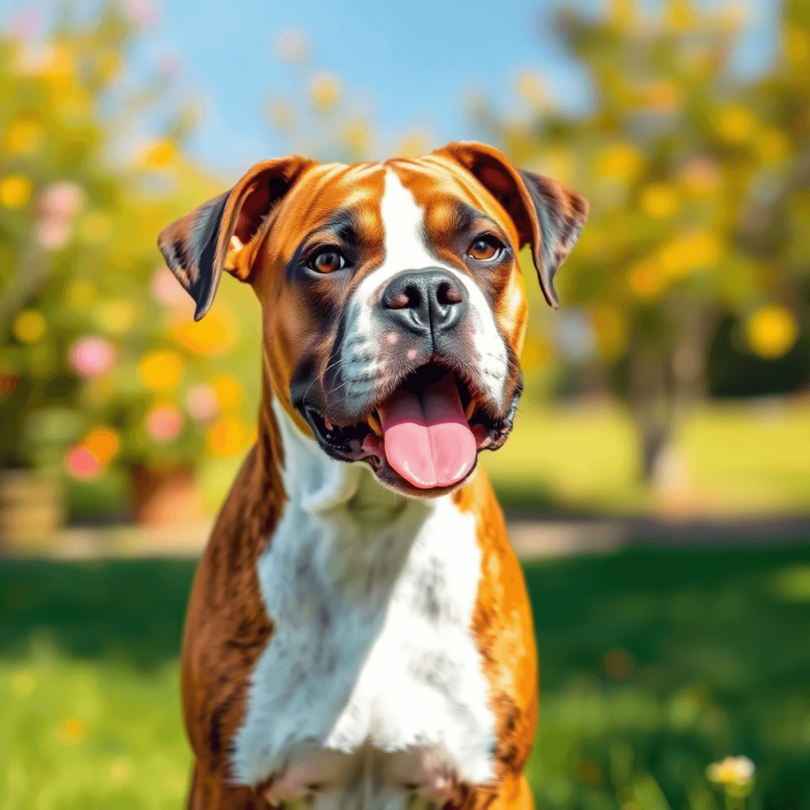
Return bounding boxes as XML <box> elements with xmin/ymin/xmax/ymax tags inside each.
<box><xmin>307</xmin><ymin>249</ymin><xmax>347</xmax><ymax>274</ymax></box>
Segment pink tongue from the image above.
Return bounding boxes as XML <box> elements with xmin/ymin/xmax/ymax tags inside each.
<box><xmin>377</xmin><ymin>372</ymin><xmax>476</xmax><ymax>489</ymax></box>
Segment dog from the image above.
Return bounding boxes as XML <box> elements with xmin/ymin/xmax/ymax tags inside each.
<box><xmin>158</xmin><ymin>141</ymin><xmax>588</xmax><ymax>810</ymax></box>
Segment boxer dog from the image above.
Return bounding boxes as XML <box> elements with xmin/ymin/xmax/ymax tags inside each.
<box><xmin>158</xmin><ymin>141</ymin><xmax>587</xmax><ymax>810</ymax></box>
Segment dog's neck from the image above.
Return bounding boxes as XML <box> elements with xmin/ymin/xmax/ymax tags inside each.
<box><xmin>265</xmin><ymin>393</ymin><xmax>433</xmax><ymax>527</ymax></box>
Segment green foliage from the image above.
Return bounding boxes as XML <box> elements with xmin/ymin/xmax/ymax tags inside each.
<box><xmin>0</xmin><ymin>7</ymin><xmax>263</xmax><ymax>518</ymax></box>
<box><xmin>2</xmin><ymin>547</ymin><xmax>808</xmax><ymax>809</ymax></box>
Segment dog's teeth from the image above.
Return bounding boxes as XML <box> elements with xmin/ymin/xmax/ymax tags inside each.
<box><xmin>464</xmin><ymin>399</ymin><xmax>477</xmax><ymax>421</ymax></box>
<box><xmin>366</xmin><ymin>411</ymin><xmax>382</xmax><ymax>437</ymax></box>
<box><xmin>324</xmin><ymin>417</ymin><xmax>333</xmax><ymax>430</ymax></box>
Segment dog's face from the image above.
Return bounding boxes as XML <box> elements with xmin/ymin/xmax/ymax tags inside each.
<box><xmin>159</xmin><ymin>142</ymin><xmax>587</xmax><ymax>497</ymax></box>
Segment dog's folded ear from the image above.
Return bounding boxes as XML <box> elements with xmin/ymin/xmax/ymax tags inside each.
<box><xmin>157</xmin><ymin>156</ymin><xmax>314</xmax><ymax>321</ymax></box>
<box><xmin>437</xmin><ymin>141</ymin><xmax>588</xmax><ymax>308</ymax></box>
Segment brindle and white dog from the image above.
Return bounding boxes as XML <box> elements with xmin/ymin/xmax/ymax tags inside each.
<box><xmin>158</xmin><ymin>141</ymin><xmax>588</xmax><ymax>810</ymax></box>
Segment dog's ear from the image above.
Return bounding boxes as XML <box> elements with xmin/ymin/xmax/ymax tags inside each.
<box><xmin>157</xmin><ymin>156</ymin><xmax>314</xmax><ymax>321</ymax></box>
<box><xmin>437</xmin><ymin>141</ymin><xmax>588</xmax><ymax>308</ymax></box>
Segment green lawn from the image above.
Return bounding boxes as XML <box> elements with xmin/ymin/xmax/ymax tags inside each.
<box><xmin>1</xmin><ymin>547</ymin><xmax>808</xmax><ymax>810</ymax></box>
<box><xmin>484</xmin><ymin>399</ymin><xmax>810</xmax><ymax>516</ymax></box>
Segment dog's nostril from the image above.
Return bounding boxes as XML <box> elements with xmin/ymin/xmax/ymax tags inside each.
<box><xmin>388</xmin><ymin>290</ymin><xmax>412</xmax><ymax>310</ymax></box>
<box><xmin>438</xmin><ymin>282</ymin><xmax>463</xmax><ymax>306</ymax></box>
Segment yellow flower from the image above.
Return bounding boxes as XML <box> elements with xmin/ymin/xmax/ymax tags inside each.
<box><xmin>343</xmin><ymin>121</ymin><xmax>369</xmax><ymax>155</ymax></box>
<box><xmin>591</xmin><ymin>305</ymin><xmax>627</xmax><ymax>360</ymax></box>
<box><xmin>83</xmin><ymin>427</ymin><xmax>120</xmax><ymax>463</ymax></box>
<box><xmin>666</xmin><ymin>0</ymin><xmax>694</xmax><ymax>31</ymax></box>
<box><xmin>660</xmin><ymin>232</ymin><xmax>721</xmax><ymax>277</ymax></box>
<box><xmin>211</xmin><ymin>375</ymin><xmax>242</xmax><ymax>412</ymax></box>
<box><xmin>139</xmin><ymin>350</ymin><xmax>183</xmax><ymax>391</ymax></box>
<box><xmin>141</xmin><ymin>140</ymin><xmax>177</xmax><ymax>169</ymax></box>
<box><xmin>58</xmin><ymin>717</ymin><xmax>87</xmax><ymax>744</ymax></box>
<box><xmin>746</xmin><ymin>305</ymin><xmax>798</xmax><ymax>359</ymax></box>
<box><xmin>596</xmin><ymin>143</ymin><xmax>642</xmax><ymax>181</ymax></box>
<box><xmin>173</xmin><ymin>310</ymin><xmax>235</xmax><ymax>355</ymax></box>
<box><xmin>626</xmin><ymin>261</ymin><xmax>666</xmax><ymax>300</ymax></box>
<box><xmin>207</xmin><ymin>417</ymin><xmax>247</xmax><ymax>457</ymax></box>
<box><xmin>39</xmin><ymin>46</ymin><xmax>73</xmax><ymax>86</ymax></box>
<box><xmin>716</xmin><ymin>106</ymin><xmax>756</xmax><ymax>143</ymax></box>
<box><xmin>4</xmin><ymin>120</ymin><xmax>42</xmax><ymax>155</ymax></box>
<box><xmin>517</xmin><ymin>72</ymin><xmax>545</xmax><ymax>105</ymax></box>
<box><xmin>706</xmin><ymin>756</ymin><xmax>755</xmax><ymax>787</ymax></box>
<box><xmin>396</xmin><ymin>135</ymin><xmax>429</xmax><ymax>158</ymax></box>
<box><xmin>13</xmin><ymin>310</ymin><xmax>46</xmax><ymax>343</ymax></box>
<box><xmin>308</xmin><ymin>75</ymin><xmax>341</xmax><ymax>111</ymax></box>
<box><xmin>0</xmin><ymin>175</ymin><xmax>33</xmax><ymax>209</ymax></box>
<box><xmin>640</xmin><ymin>184</ymin><xmax>679</xmax><ymax>219</ymax></box>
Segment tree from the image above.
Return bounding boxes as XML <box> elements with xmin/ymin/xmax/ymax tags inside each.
<box><xmin>476</xmin><ymin>0</ymin><xmax>808</xmax><ymax>481</ymax></box>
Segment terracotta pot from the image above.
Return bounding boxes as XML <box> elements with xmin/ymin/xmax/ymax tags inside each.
<box><xmin>131</xmin><ymin>465</ymin><xmax>205</xmax><ymax>528</ymax></box>
<box><xmin>0</xmin><ymin>470</ymin><xmax>64</xmax><ymax>550</ymax></box>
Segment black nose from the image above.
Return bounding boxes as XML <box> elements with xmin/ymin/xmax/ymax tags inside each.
<box><xmin>381</xmin><ymin>269</ymin><xmax>467</xmax><ymax>336</ymax></box>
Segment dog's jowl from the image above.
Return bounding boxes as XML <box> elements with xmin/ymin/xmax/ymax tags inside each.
<box><xmin>158</xmin><ymin>141</ymin><xmax>588</xmax><ymax>810</ymax></box>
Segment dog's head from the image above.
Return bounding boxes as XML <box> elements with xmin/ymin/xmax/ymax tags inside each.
<box><xmin>158</xmin><ymin>142</ymin><xmax>587</xmax><ymax>497</ymax></box>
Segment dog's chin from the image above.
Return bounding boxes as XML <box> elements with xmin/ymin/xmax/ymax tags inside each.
<box><xmin>299</xmin><ymin>362</ymin><xmax>520</xmax><ymax>499</ymax></box>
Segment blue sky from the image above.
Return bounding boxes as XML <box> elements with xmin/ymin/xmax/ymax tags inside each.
<box><xmin>3</xmin><ymin>0</ymin><xmax>781</xmax><ymax>177</ymax></box>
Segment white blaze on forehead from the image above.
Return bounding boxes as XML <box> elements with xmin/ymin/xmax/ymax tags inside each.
<box><xmin>340</xmin><ymin>170</ymin><xmax>509</xmax><ymax>407</ymax></box>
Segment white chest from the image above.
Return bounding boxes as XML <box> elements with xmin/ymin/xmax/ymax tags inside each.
<box><xmin>230</xmin><ymin>466</ymin><xmax>496</xmax><ymax>808</ymax></box>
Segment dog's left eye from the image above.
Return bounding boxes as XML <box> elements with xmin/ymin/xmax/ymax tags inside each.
<box><xmin>308</xmin><ymin>249</ymin><xmax>347</xmax><ymax>274</ymax></box>
<box><xmin>467</xmin><ymin>236</ymin><xmax>503</xmax><ymax>262</ymax></box>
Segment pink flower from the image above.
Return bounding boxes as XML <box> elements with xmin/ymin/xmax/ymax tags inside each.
<box><xmin>68</xmin><ymin>336</ymin><xmax>116</xmax><ymax>379</ymax></box>
<box><xmin>36</xmin><ymin>217</ymin><xmax>71</xmax><ymax>250</ymax></box>
<box><xmin>146</xmin><ymin>405</ymin><xmax>183</xmax><ymax>442</ymax></box>
<box><xmin>124</xmin><ymin>0</ymin><xmax>160</xmax><ymax>28</ymax></box>
<box><xmin>185</xmin><ymin>384</ymin><xmax>219</xmax><ymax>422</ymax></box>
<box><xmin>10</xmin><ymin>10</ymin><xmax>44</xmax><ymax>39</ymax></box>
<box><xmin>65</xmin><ymin>445</ymin><xmax>103</xmax><ymax>480</ymax></box>
<box><xmin>275</xmin><ymin>29</ymin><xmax>308</xmax><ymax>62</ymax></box>
<box><xmin>39</xmin><ymin>182</ymin><xmax>84</xmax><ymax>219</ymax></box>
<box><xmin>151</xmin><ymin>266</ymin><xmax>191</xmax><ymax>308</ymax></box>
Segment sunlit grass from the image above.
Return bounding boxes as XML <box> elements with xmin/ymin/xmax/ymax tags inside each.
<box><xmin>2</xmin><ymin>549</ymin><xmax>808</xmax><ymax>810</ymax></box>
<box><xmin>1</xmin><ymin>650</ymin><xmax>189</xmax><ymax>810</ymax></box>
<box><xmin>484</xmin><ymin>398</ymin><xmax>810</xmax><ymax>515</ymax></box>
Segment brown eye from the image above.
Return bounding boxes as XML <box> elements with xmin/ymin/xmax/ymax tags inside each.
<box><xmin>309</xmin><ymin>249</ymin><xmax>346</xmax><ymax>274</ymax></box>
<box><xmin>467</xmin><ymin>236</ymin><xmax>502</xmax><ymax>262</ymax></box>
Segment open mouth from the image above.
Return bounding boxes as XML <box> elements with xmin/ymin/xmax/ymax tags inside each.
<box><xmin>303</xmin><ymin>363</ymin><xmax>518</xmax><ymax>491</ymax></box>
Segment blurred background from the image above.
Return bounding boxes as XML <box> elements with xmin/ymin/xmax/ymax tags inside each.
<box><xmin>0</xmin><ymin>0</ymin><xmax>808</xmax><ymax>808</ymax></box>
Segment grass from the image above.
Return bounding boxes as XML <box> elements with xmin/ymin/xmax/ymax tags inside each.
<box><xmin>483</xmin><ymin>398</ymin><xmax>810</xmax><ymax>516</ymax></box>
<box><xmin>1</xmin><ymin>547</ymin><xmax>809</xmax><ymax>810</ymax></box>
